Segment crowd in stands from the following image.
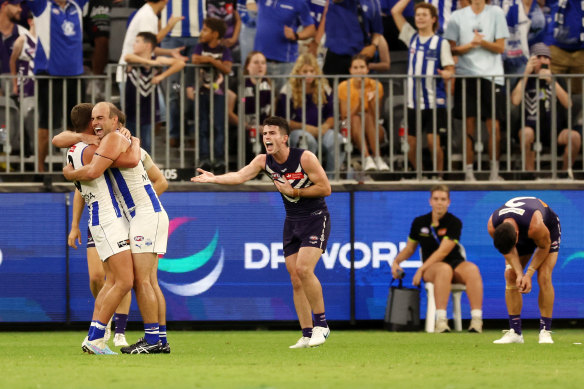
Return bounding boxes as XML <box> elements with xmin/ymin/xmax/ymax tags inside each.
<box><xmin>0</xmin><ymin>0</ymin><xmax>583</xmax><ymax>180</ymax></box>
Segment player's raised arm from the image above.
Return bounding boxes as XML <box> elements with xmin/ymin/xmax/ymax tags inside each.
<box><xmin>191</xmin><ymin>154</ymin><xmax>266</xmax><ymax>185</ymax></box>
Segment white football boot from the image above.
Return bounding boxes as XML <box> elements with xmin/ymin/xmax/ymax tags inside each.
<box><xmin>289</xmin><ymin>336</ymin><xmax>310</xmax><ymax>349</ymax></box>
<box><xmin>539</xmin><ymin>329</ymin><xmax>554</xmax><ymax>344</ymax></box>
<box><xmin>493</xmin><ymin>329</ymin><xmax>524</xmax><ymax>344</ymax></box>
<box><xmin>308</xmin><ymin>326</ymin><xmax>330</xmax><ymax>347</ymax></box>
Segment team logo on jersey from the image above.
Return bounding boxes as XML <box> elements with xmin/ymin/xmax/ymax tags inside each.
<box><xmin>62</xmin><ymin>20</ymin><xmax>76</xmax><ymax>37</ymax></box>
<box><xmin>158</xmin><ymin>217</ymin><xmax>224</xmax><ymax>296</ymax></box>
<box><xmin>420</xmin><ymin>227</ymin><xmax>430</xmax><ymax>235</ymax></box>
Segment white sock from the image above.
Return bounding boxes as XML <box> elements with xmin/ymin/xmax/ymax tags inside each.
<box><xmin>436</xmin><ymin>309</ymin><xmax>447</xmax><ymax>320</ymax></box>
<box><xmin>490</xmin><ymin>161</ymin><xmax>498</xmax><ymax>173</ymax></box>
<box><xmin>471</xmin><ymin>309</ymin><xmax>483</xmax><ymax>319</ymax></box>
<box><xmin>465</xmin><ymin>164</ymin><xmax>473</xmax><ymax>172</ymax></box>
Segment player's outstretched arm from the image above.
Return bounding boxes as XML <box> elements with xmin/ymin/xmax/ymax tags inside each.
<box><xmin>52</xmin><ymin>131</ymin><xmax>100</xmax><ymax>148</ymax></box>
<box><xmin>191</xmin><ymin>154</ymin><xmax>265</xmax><ymax>185</ymax></box>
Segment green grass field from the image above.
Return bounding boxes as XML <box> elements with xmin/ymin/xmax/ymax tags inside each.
<box><xmin>2</xmin><ymin>330</ymin><xmax>584</xmax><ymax>389</ymax></box>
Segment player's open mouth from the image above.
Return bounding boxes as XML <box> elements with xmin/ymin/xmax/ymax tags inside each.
<box><xmin>265</xmin><ymin>141</ymin><xmax>273</xmax><ymax>150</ymax></box>
<box><xmin>94</xmin><ymin>126</ymin><xmax>103</xmax><ymax>136</ymax></box>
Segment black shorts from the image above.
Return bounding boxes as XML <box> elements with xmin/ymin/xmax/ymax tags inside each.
<box><xmin>283</xmin><ymin>210</ymin><xmax>331</xmax><ymax>257</ymax></box>
<box><xmin>517</xmin><ymin>210</ymin><xmax>561</xmax><ymax>256</ymax></box>
<box><xmin>444</xmin><ymin>257</ymin><xmax>465</xmax><ymax>270</ymax></box>
<box><xmin>84</xmin><ymin>0</ymin><xmax>112</xmax><ymax>42</ymax></box>
<box><xmin>454</xmin><ymin>77</ymin><xmax>506</xmax><ymax>122</ymax></box>
<box><xmin>87</xmin><ymin>227</ymin><xmax>95</xmax><ymax>248</ymax></box>
<box><xmin>406</xmin><ymin>107</ymin><xmax>447</xmax><ymax>136</ymax></box>
<box><xmin>38</xmin><ymin>75</ymin><xmax>78</xmax><ymax>130</ymax></box>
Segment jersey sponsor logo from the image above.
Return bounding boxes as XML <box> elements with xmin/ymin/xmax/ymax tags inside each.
<box><xmin>117</xmin><ymin>239</ymin><xmax>130</xmax><ymax>248</ymax></box>
<box><xmin>285</xmin><ymin>172</ymin><xmax>304</xmax><ymax>180</ymax></box>
<box><xmin>81</xmin><ymin>192</ymin><xmax>96</xmax><ymax>203</ymax></box>
<box><xmin>68</xmin><ymin>145</ymin><xmax>77</xmax><ymax>153</ymax></box>
<box><xmin>437</xmin><ymin>228</ymin><xmax>447</xmax><ymax>236</ymax></box>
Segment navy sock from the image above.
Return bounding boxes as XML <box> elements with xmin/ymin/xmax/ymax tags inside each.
<box><xmin>87</xmin><ymin>322</ymin><xmax>95</xmax><ymax>338</ymax></box>
<box><xmin>159</xmin><ymin>325</ymin><xmax>167</xmax><ymax>345</ymax></box>
<box><xmin>114</xmin><ymin>313</ymin><xmax>129</xmax><ymax>335</ymax></box>
<box><xmin>313</xmin><ymin>312</ymin><xmax>327</xmax><ymax>328</ymax></box>
<box><xmin>302</xmin><ymin>328</ymin><xmax>313</xmax><ymax>338</ymax></box>
<box><xmin>540</xmin><ymin>317</ymin><xmax>552</xmax><ymax>331</ymax></box>
<box><xmin>144</xmin><ymin>323</ymin><xmax>159</xmax><ymax>345</ymax></box>
<box><xmin>509</xmin><ymin>315</ymin><xmax>522</xmax><ymax>335</ymax></box>
<box><xmin>89</xmin><ymin>320</ymin><xmax>106</xmax><ymax>341</ymax></box>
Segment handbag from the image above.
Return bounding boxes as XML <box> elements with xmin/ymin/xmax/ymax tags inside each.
<box><xmin>384</xmin><ymin>277</ymin><xmax>421</xmax><ymax>331</ymax></box>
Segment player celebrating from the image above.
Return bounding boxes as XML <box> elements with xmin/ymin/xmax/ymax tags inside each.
<box><xmin>191</xmin><ymin>116</ymin><xmax>332</xmax><ymax>348</ymax></box>
<box><xmin>488</xmin><ymin>197</ymin><xmax>561</xmax><ymax>344</ymax></box>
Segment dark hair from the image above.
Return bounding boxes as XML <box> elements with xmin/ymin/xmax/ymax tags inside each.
<box><xmin>351</xmin><ymin>53</ymin><xmax>370</xmax><ymax>66</ymax></box>
<box><xmin>71</xmin><ymin>103</ymin><xmax>94</xmax><ymax>132</ymax></box>
<box><xmin>136</xmin><ymin>31</ymin><xmax>157</xmax><ymax>50</ymax></box>
<box><xmin>204</xmin><ymin>17</ymin><xmax>227</xmax><ymax>39</ymax></box>
<box><xmin>493</xmin><ymin>222</ymin><xmax>517</xmax><ymax>255</ymax></box>
<box><xmin>243</xmin><ymin>50</ymin><xmax>266</xmax><ymax>75</ymax></box>
<box><xmin>263</xmin><ymin>116</ymin><xmax>290</xmax><ymax>136</ymax></box>
<box><xmin>430</xmin><ymin>184</ymin><xmax>450</xmax><ymax>198</ymax></box>
<box><xmin>414</xmin><ymin>3</ymin><xmax>439</xmax><ymax>33</ymax></box>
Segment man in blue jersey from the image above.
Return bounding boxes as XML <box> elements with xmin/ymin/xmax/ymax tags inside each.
<box><xmin>28</xmin><ymin>0</ymin><xmax>87</xmax><ymax>171</ymax></box>
<box><xmin>392</xmin><ymin>0</ymin><xmax>454</xmax><ymax>175</ymax></box>
<box><xmin>488</xmin><ymin>196</ymin><xmax>561</xmax><ymax>344</ymax></box>
<box><xmin>191</xmin><ymin>115</ymin><xmax>332</xmax><ymax>349</ymax></box>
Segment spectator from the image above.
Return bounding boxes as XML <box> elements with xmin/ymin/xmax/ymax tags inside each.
<box><xmin>338</xmin><ymin>54</ymin><xmax>389</xmax><ymax>172</ymax></box>
<box><xmin>237</xmin><ymin>0</ymin><xmax>257</xmax><ymax>63</ymax></box>
<box><xmin>491</xmin><ymin>0</ymin><xmax>530</xmax><ymax>77</ymax></box>
<box><xmin>161</xmin><ymin>0</ymin><xmax>206</xmax><ymax>148</ymax></box>
<box><xmin>253</xmin><ymin>0</ymin><xmax>315</xmax><ymax>90</ymax></box>
<box><xmin>187</xmin><ymin>17</ymin><xmax>233</xmax><ymax>173</ymax></box>
<box><xmin>277</xmin><ymin>53</ymin><xmax>346</xmax><ymax>178</ymax></box>
<box><xmin>124</xmin><ymin>31</ymin><xmax>185</xmax><ymax>153</ymax></box>
<box><xmin>227</xmin><ymin>50</ymin><xmax>272</xmax><ymax>162</ymax></box>
<box><xmin>0</xmin><ymin>0</ymin><xmax>26</xmax><ymax>75</ymax></box>
<box><xmin>444</xmin><ymin>0</ymin><xmax>509</xmax><ymax>181</ymax></box>
<box><xmin>392</xmin><ymin>184</ymin><xmax>484</xmax><ymax>333</ymax></box>
<box><xmin>207</xmin><ymin>0</ymin><xmax>242</xmax><ymax>63</ymax></box>
<box><xmin>322</xmin><ymin>0</ymin><xmax>383</xmax><ymax>77</ymax></box>
<box><xmin>424</xmin><ymin>0</ymin><xmax>457</xmax><ymax>35</ymax></box>
<box><xmin>83</xmin><ymin>0</ymin><xmax>112</xmax><ymax>100</ymax></box>
<box><xmin>368</xmin><ymin>32</ymin><xmax>391</xmax><ymax>73</ymax></box>
<box><xmin>8</xmin><ymin>10</ymin><xmax>35</xmax><ymax>157</ymax></box>
<box><xmin>543</xmin><ymin>0</ymin><xmax>584</xmax><ymax>95</ymax></box>
<box><xmin>29</xmin><ymin>0</ymin><xmax>88</xmax><ymax>172</ymax></box>
<box><xmin>511</xmin><ymin>43</ymin><xmax>581</xmax><ymax>178</ymax></box>
<box><xmin>525</xmin><ymin>0</ymin><xmax>546</xmax><ymax>46</ymax></box>
<box><xmin>392</xmin><ymin>0</ymin><xmax>455</xmax><ymax>174</ymax></box>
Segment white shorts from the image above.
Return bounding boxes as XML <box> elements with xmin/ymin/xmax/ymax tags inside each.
<box><xmin>129</xmin><ymin>211</ymin><xmax>169</xmax><ymax>255</ymax></box>
<box><xmin>88</xmin><ymin>217</ymin><xmax>131</xmax><ymax>262</ymax></box>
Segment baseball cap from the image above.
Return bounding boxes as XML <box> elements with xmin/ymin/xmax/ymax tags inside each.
<box><xmin>530</xmin><ymin>43</ymin><xmax>551</xmax><ymax>58</ymax></box>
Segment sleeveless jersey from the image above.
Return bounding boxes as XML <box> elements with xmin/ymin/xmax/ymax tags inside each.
<box><xmin>491</xmin><ymin>197</ymin><xmax>556</xmax><ymax>246</ymax></box>
<box><xmin>407</xmin><ymin>32</ymin><xmax>446</xmax><ymax>109</ymax></box>
<box><xmin>66</xmin><ymin>141</ymin><xmax>123</xmax><ymax>226</ymax></box>
<box><xmin>265</xmin><ymin>148</ymin><xmax>328</xmax><ymax>221</ymax></box>
<box><xmin>107</xmin><ymin>147</ymin><xmax>163</xmax><ymax>219</ymax></box>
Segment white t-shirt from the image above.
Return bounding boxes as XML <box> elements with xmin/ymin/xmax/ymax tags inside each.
<box><xmin>443</xmin><ymin>5</ymin><xmax>509</xmax><ymax>85</ymax></box>
<box><xmin>116</xmin><ymin>4</ymin><xmax>159</xmax><ymax>82</ymax></box>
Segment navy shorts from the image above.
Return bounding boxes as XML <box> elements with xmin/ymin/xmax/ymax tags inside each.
<box><xmin>283</xmin><ymin>210</ymin><xmax>331</xmax><ymax>257</ymax></box>
<box><xmin>87</xmin><ymin>227</ymin><xmax>95</xmax><ymax>248</ymax></box>
<box><xmin>517</xmin><ymin>210</ymin><xmax>561</xmax><ymax>256</ymax></box>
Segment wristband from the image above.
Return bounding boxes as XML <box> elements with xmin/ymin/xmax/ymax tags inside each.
<box><xmin>525</xmin><ymin>266</ymin><xmax>536</xmax><ymax>277</ymax></box>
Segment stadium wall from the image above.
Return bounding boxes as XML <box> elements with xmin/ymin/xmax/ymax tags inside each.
<box><xmin>1</xmin><ymin>184</ymin><xmax>584</xmax><ymax>323</ymax></box>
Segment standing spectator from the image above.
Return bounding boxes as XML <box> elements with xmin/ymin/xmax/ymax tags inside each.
<box><xmin>425</xmin><ymin>0</ymin><xmax>457</xmax><ymax>35</ymax></box>
<box><xmin>237</xmin><ymin>0</ymin><xmax>256</xmax><ymax>63</ymax></box>
<box><xmin>124</xmin><ymin>31</ymin><xmax>185</xmax><ymax>153</ymax></box>
<box><xmin>83</xmin><ymin>0</ymin><xmax>112</xmax><ymax>100</ymax></box>
<box><xmin>28</xmin><ymin>0</ymin><xmax>88</xmax><ymax>172</ymax></box>
<box><xmin>525</xmin><ymin>0</ymin><xmax>546</xmax><ymax>46</ymax></box>
<box><xmin>511</xmin><ymin>43</ymin><xmax>581</xmax><ymax>177</ymax></box>
<box><xmin>392</xmin><ymin>0</ymin><xmax>454</xmax><ymax>175</ymax></box>
<box><xmin>444</xmin><ymin>0</ymin><xmax>509</xmax><ymax>181</ymax></box>
<box><xmin>322</xmin><ymin>0</ymin><xmax>383</xmax><ymax>77</ymax></box>
<box><xmin>0</xmin><ymin>0</ymin><xmax>26</xmax><ymax>75</ymax></box>
<box><xmin>206</xmin><ymin>0</ymin><xmax>241</xmax><ymax>63</ymax></box>
<box><xmin>187</xmin><ymin>17</ymin><xmax>233</xmax><ymax>173</ymax></box>
<box><xmin>277</xmin><ymin>53</ymin><xmax>346</xmax><ymax>178</ymax></box>
<box><xmin>253</xmin><ymin>0</ymin><xmax>315</xmax><ymax>89</ymax></box>
<box><xmin>543</xmin><ymin>0</ymin><xmax>584</xmax><ymax>95</ymax></box>
<box><xmin>8</xmin><ymin>9</ymin><xmax>34</xmax><ymax>157</ymax></box>
<box><xmin>338</xmin><ymin>54</ymin><xmax>388</xmax><ymax>172</ymax></box>
<box><xmin>492</xmin><ymin>0</ymin><xmax>530</xmax><ymax>77</ymax></box>
<box><xmin>227</xmin><ymin>50</ymin><xmax>272</xmax><ymax>162</ymax></box>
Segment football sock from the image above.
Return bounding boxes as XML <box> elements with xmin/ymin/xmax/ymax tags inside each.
<box><xmin>87</xmin><ymin>321</ymin><xmax>96</xmax><ymax>338</ymax></box>
<box><xmin>471</xmin><ymin>309</ymin><xmax>482</xmax><ymax>319</ymax></box>
<box><xmin>313</xmin><ymin>312</ymin><xmax>327</xmax><ymax>328</ymax></box>
<box><xmin>302</xmin><ymin>328</ymin><xmax>313</xmax><ymax>338</ymax></box>
<box><xmin>159</xmin><ymin>325</ymin><xmax>167</xmax><ymax>345</ymax></box>
<box><xmin>114</xmin><ymin>313</ymin><xmax>129</xmax><ymax>334</ymax></box>
<box><xmin>89</xmin><ymin>320</ymin><xmax>106</xmax><ymax>341</ymax></box>
<box><xmin>510</xmin><ymin>315</ymin><xmax>522</xmax><ymax>335</ymax></box>
<box><xmin>436</xmin><ymin>309</ymin><xmax>447</xmax><ymax>320</ymax></box>
<box><xmin>540</xmin><ymin>317</ymin><xmax>552</xmax><ymax>331</ymax></box>
<box><xmin>144</xmin><ymin>323</ymin><xmax>160</xmax><ymax>345</ymax></box>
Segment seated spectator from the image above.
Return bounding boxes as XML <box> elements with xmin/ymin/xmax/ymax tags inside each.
<box><xmin>227</xmin><ymin>50</ymin><xmax>272</xmax><ymax>162</ymax></box>
<box><xmin>276</xmin><ymin>53</ymin><xmax>346</xmax><ymax>178</ymax></box>
<box><xmin>392</xmin><ymin>0</ymin><xmax>454</xmax><ymax>174</ymax></box>
<box><xmin>187</xmin><ymin>18</ymin><xmax>233</xmax><ymax>173</ymax></box>
<box><xmin>124</xmin><ymin>31</ymin><xmax>185</xmax><ymax>153</ymax></box>
<box><xmin>543</xmin><ymin>0</ymin><xmax>584</xmax><ymax>95</ymax></box>
<box><xmin>338</xmin><ymin>54</ymin><xmax>389</xmax><ymax>172</ymax></box>
<box><xmin>511</xmin><ymin>43</ymin><xmax>581</xmax><ymax>178</ymax></box>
